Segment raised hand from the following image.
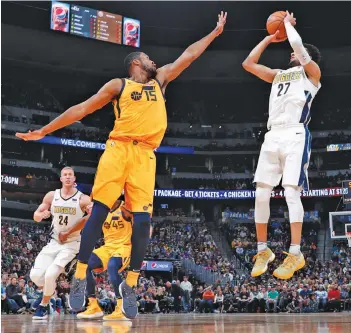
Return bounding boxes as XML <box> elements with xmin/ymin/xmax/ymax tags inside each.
<box><xmin>213</xmin><ymin>11</ymin><xmax>227</xmax><ymax>37</ymax></box>
<box><xmin>267</xmin><ymin>30</ymin><xmax>287</xmax><ymax>43</ymax></box>
<box><xmin>284</xmin><ymin>11</ymin><xmax>297</xmax><ymax>26</ymax></box>
<box><xmin>16</xmin><ymin>129</ymin><xmax>45</xmax><ymax>141</ymax></box>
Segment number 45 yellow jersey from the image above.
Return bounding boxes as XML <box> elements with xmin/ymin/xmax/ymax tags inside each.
<box><xmin>102</xmin><ymin>202</ymin><xmax>132</xmax><ymax>247</ymax></box>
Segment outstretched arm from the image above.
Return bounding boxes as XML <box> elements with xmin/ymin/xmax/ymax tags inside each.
<box><xmin>242</xmin><ymin>31</ymin><xmax>284</xmax><ymax>83</ymax></box>
<box><xmin>284</xmin><ymin>11</ymin><xmax>321</xmax><ymax>84</ymax></box>
<box><xmin>34</xmin><ymin>191</ymin><xmax>54</xmax><ymax>222</ymax></box>
<box><xmin>16</xmin><ymin>79</ymin><xmax>123</xmax><ymax>141</ymax></box>
<box><xmin>156</xmin><ymin>11</ymin><xmax>227</xmax><ymax>89</ymax></box>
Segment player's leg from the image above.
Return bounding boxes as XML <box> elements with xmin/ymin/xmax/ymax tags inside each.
<box><xmin>30</xmin><ymin>246</ymin><xmax>57</xmax><ymax>320</ymax></box>
<box><xmin>77</xmin><ymin>252</ymin><xmax>105</xmax><ymax>319</ymax></box>
<box><xmin>119</xmin><ymin>144</ymin><xmax>155</xmax><ymax>319</ymax></box>
<box><xmin>69</xmin><ymin>140</ymin><xmax>127</xmax><ymax>311</ymax></box>
<box><xmin>251</xmin><ymin>134</ymin><xmax>281</xmax><ymax>277</ymax></box>
<box><xmin>103</xmin><ymin>257</ymin><xmax>128</xmax><ymax>320</ymax></box>
<box><xmin>273</xmin><ymin>129</ymin><xmax>310</xmax><ymax>279</ymax></box>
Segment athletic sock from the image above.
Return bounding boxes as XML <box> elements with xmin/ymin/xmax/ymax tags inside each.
<box><xmin>257</xmin><ymin>242</ymin><xmax>268</xmax><ymax>252</ymax></box>
<box><xmin>40</xmin><ymin>302</ymin><xmax>48</xmax><ymax>307</ymax></box>
<box><xmin>126</xmin><ymin>271</ymin><xmax>140</xmax><ymax>288</ymax></box>
<box><xmin>77</xmin><ymin>201</ymin><xmax>109</xmax><ymax>264</ymax></box>
<box><xmin>75</xmin><ymin>262</ymin><xmax>88</xmax><ymax>280</ymax></box>
<box><xmin>289</xmin><ymin>244</ymin><xmax>301</xmax><ymax>256</ymax></box>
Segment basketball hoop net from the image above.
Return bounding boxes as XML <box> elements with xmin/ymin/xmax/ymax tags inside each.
<box><xmin>346</xmin><ymin>232</ymin><xmax>351</xmax><ymax>248</ymax></box>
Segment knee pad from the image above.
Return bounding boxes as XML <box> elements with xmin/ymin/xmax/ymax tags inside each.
<box><xmin>284</xmin><ymin>186</ymin><xmax>304</xmax><ymax>223</ymax></box>
<box><xmin>255</xmin><ymin>185</ymin><xmax>273</xmax><ymax>224</ymax></box>
<box><xmin>30</xmin><ymin>268</ymin><xmax>45</xmax><ymax>288</ymax></box>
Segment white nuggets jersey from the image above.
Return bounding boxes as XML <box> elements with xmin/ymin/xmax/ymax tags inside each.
<box><xmin>50</xmin><ymin>189</ymin><xmax>84</xmax><ymax>242</ymax></box>
<box><xmin>267</xmin><ymin>66</ymin><xmax>321</xmax><ymax>129</ymax></box>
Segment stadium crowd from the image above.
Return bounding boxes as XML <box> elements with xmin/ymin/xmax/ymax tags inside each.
<box><xmin>1</xmin><ymin>217</ymin><xmax>351</xmax><ymax>315</ymax></box>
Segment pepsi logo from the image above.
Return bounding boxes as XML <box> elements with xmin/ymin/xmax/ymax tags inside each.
<box><xmin>151</xmin><ymin>262</ymin><xmax>157</xmax><ymax>268</ymax></box>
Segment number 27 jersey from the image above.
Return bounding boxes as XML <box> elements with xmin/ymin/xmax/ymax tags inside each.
<box><xmin>267</xmin><ymin>66</ymin><xmax>321</xmax><ymax>129</ymax></box>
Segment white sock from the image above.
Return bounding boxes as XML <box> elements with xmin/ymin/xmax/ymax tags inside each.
<box><xmin>289</xmin><ymin>244</ymin><xmax>301</xmax><ymax>256</ymax></box>
<box><xmin>40</xmin><ymin>302</ymin><xmax>48</xmax><ymax>307</ymax></box>
<box><xmin>257</xmin><ymin>242</ymin><xmax>267</xmax><ymax>252</ymax></box>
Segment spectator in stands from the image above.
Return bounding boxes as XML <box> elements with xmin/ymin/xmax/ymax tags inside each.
<box><xmin>214</xmin><ymin>289</ymin><xmax>224</xmax><ymax>313</ymax></box>
<box><xmin>172</xmin><ymin>281</ymin><xmax>182</xmax><ymax>313</ymax></box>
<box><xmin>316</xmin><ymin>285</ymin><xmax>328</xmax><ymax>310</ymax></box>
<box><xmin>180</xmin><ymin>276</ymin><xmax>192</xmax><ymax>312</ymax></box>
<box><xmin>328</xmin><ymin>285</ymin><xmax>341</xmax><ymax>312</ymax></box>
<box><xmin>6</xmin><ymin>277</ymin><xmax>26</xmax><ymax>312</ymax></box>
<box><xmin>200</xmin><ymin>287</ymin><xmax>215</xmax><ymax>313</ymax></box>
<box><xmin>266</xmin><ymin>286</ymin><xmax>279</xmax><ymax>313</ymax></box>
<box><xmin>238</xmin><ymin>286</ymin><xmax>251</xmax><ymax>312</ymax></box>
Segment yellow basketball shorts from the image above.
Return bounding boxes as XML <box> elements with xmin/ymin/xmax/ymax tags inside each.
<box><xmin>92</xmin><ymin>139</ymin><xmax>156</xmax><ymax>213</ymax></box>
<box><xmin>92</xmin><ymin>244</ymin><xmax>131</xmax><ymax>273</ymax></box>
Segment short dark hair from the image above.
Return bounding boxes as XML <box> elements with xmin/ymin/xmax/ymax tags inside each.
<box><xmin>304</xmin><ymin>43</ymin><xmax>321</xmax><ymax>64</ymax></box>
<box><xmin>124</xmin><ymin>52</ymin><xmax>142</xmax><ymax>74</ymax></box>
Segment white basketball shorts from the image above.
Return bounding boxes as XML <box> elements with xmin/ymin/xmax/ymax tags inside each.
<box><xmin>33</xmin><ymin>238</ymin><xmax>80</xmax><ymax>269</ymax></box>
<box><xmin>254</xmin><ymin>125</ymin><xmax>311</xmax><ymax>190</ymax></box>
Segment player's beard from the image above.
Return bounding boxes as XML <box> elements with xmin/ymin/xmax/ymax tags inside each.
<box><xmin>142</xmin><ymin>63</ymin><xmax>157</xmax><ymax>80</ymax></box>
<box><xmin>288</xmin><ymin>59</ymin><xmax>300</xmax><ymax>68</ymax></box>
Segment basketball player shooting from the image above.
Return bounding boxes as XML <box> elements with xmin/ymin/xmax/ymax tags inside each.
<box><xmin>16</xmin><ymin>12</ymin><xmax>227</xmax><ymax>318</ymax></box>
<box><xmin>30</xmin><ymin>167</ymin><xmax>92</xmax><ymax>320</ymax></box>
<box><xmin>242</xmin><ymin>11</ymin><xmax>321</xmax><ymax>279</ymax></box>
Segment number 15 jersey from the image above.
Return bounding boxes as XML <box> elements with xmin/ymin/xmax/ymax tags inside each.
<box><xmin>267</xmin><ymin>66</ymin><xmax>321</xmax><ymax>130</ymax></box>
<box><xmin>109</xmin><ymin>78</ymin><xmax>167</xmax><ymax>149</ymax></box>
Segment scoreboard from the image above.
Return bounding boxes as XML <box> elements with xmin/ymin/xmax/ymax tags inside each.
<box><xmin>343</xmin><ymin>180</ymin><xmax>351</xmax><ymax>205</ymax></box>
<box><xmin>51</xmin><ymin>1</ymin><xmax>140</xmax><ymax>47</ymax></box>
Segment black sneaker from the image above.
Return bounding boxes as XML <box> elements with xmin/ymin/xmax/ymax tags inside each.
<box><xmin>119</xmin><ymin>281</ymin><xmax>138</xmax><ymax>319</ymax></box>
<box><xmin>68</xmin><ymin>276</ymin><xmax>87</xmax><ymax>311</ymax></box>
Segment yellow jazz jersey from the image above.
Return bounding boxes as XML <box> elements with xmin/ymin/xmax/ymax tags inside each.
<box><xmin>93</xmin><ymin>204</ymin><xmax>132</xmax><ymax>272</ymax></box>
<box><xmin>109</xmin><ymin>78</ymin><xmax>167</xmax><ymax>149</ymax></box>
<box><xmin>102</xmin><ymin>205</ymin><xmax>132</xmax><ymax>247</ymax></box>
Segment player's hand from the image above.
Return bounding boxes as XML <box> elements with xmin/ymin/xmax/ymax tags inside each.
<box><xmin>213</xmin><ymin>11</ymin><xmax>227</xmax><ymax>37</ymax></box>
<box><xmin>266</xmin><ymin>30</ymin><xmax>287</xmax><ymax>43</ymax></box>
<box><xmin>41</xmin><ymin>210</ymin><xmax>51</xmax><ymax>220</ymax></box>
<box><xmin>15</xmin><ymin>129</ymin><xmax>45</xmax><ymax>141</ymax></box>
<box><xmin>284</xmin><ymin>11</ymin><xmax>296</xmax><ymax>26</ymax></box>
<box><xmin>59</xmin><ymin>231</ymin><xmax>69</xmax><ymax>243</ymax></box>
<box><xmin>86</xmin><ymin>203</ymin><xmax>93</xmax><ymax>215</ymax></box>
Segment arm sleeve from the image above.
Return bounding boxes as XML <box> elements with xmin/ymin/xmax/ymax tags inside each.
<box><xmin>284</xmin><ymin>22</ymin><xmax>311</xmax><ymax>65</ymax></box>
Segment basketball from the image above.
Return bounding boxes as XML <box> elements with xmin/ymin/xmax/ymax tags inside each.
<box><xmin>266</xmin><ymin>11</ymin><xmax>287</xmax><ymax>40</ymax></box>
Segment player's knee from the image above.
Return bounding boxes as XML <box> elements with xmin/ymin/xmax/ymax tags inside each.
<box><xmin>30</xmin><ymin>268</ymin><xmax>43</xmax><ymax>287</ymax></box>
<box><xmin>107</xmin><ymin>257</ymin><xmax>123</xmax><ymax>279</ymax></box>
<box><xmin>88</xmin><ymin>253</ymin><xmax>103</xmax><ymax>271</ymax></box>
<box><xmin>255</xmin><ymin>185</ymin><xmax>272</xmax><ymax>204</ymax></box>
<box><xmin>284</xmin><ymin>186</ymin><xmax>304</xmax><ymax>222</ymax></box>
<box><xmin>133</xmin><ymin>213</ymin><xmax>151</xmax><ymax>231</ymax></box>
<box><xmin>254</xmin><ymin>185</ymin><xmax>272</xmax><ymax>224</ymax></box>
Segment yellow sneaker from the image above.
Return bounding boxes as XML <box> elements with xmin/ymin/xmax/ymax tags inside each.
<box><xmin>273</xmin><ymin>252</ymin><xmax>305</xmax><ymax>280</ymax></box>
<box><xmin>251</xmin><ymin>247</ymin><xmax>275</xmax><ymax>277</ymax></box>
<box><xmin>77</xmin><ymin>298</ymin><xmax>104</xmax><ymax>319</ymax></box>
<box><xmin>103</xmin><ymin>299</ymin><xmax>129</xmax><ymax>321</ymax></box>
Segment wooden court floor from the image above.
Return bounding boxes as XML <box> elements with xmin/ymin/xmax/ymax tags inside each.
<box><xmin>1</xmin><ymin>313</ymin><xmax>350</xmax><ymax>333</ymax></box>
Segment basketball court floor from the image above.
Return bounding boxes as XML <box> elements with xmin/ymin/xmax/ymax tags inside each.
<box><xmin>1</xmin><ymin>313</ymin><xmax>350</xmax><ymax>333</ymax></box>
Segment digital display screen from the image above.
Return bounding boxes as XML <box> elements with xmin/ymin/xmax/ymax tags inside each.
<box><xmin>50</xmin><ymin>2</ymin><xmax>140</xmax><ymax>47</ymax></box>
<box><xmin>50</xmin><ymin>1</ymin><xmax>70</xmax><ymax>32</ymax></box>
<box><xmin>123</xmin><ymin>17</ymin><xmax>141</xmax><ymax>48</ymax></box>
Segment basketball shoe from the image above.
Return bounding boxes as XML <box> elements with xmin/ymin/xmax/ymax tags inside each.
<box><xmin>103</xmin><ymin>299</ymin><xmax>129</xmax><ymax>320</ymax></box>
<box><xmin>273</xmin><ymin>252</ymin><xmax>305</xmax><ymax>280</ymax></box>
<box><xmin>251</xmin><ymin>247</ymin><xmax>275</xmax><ymax>277</ymax></box>
<box><xmin>76</xmin><ymin>298</ymin><xmax>104</xmax><ymax>319</ymax></box>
